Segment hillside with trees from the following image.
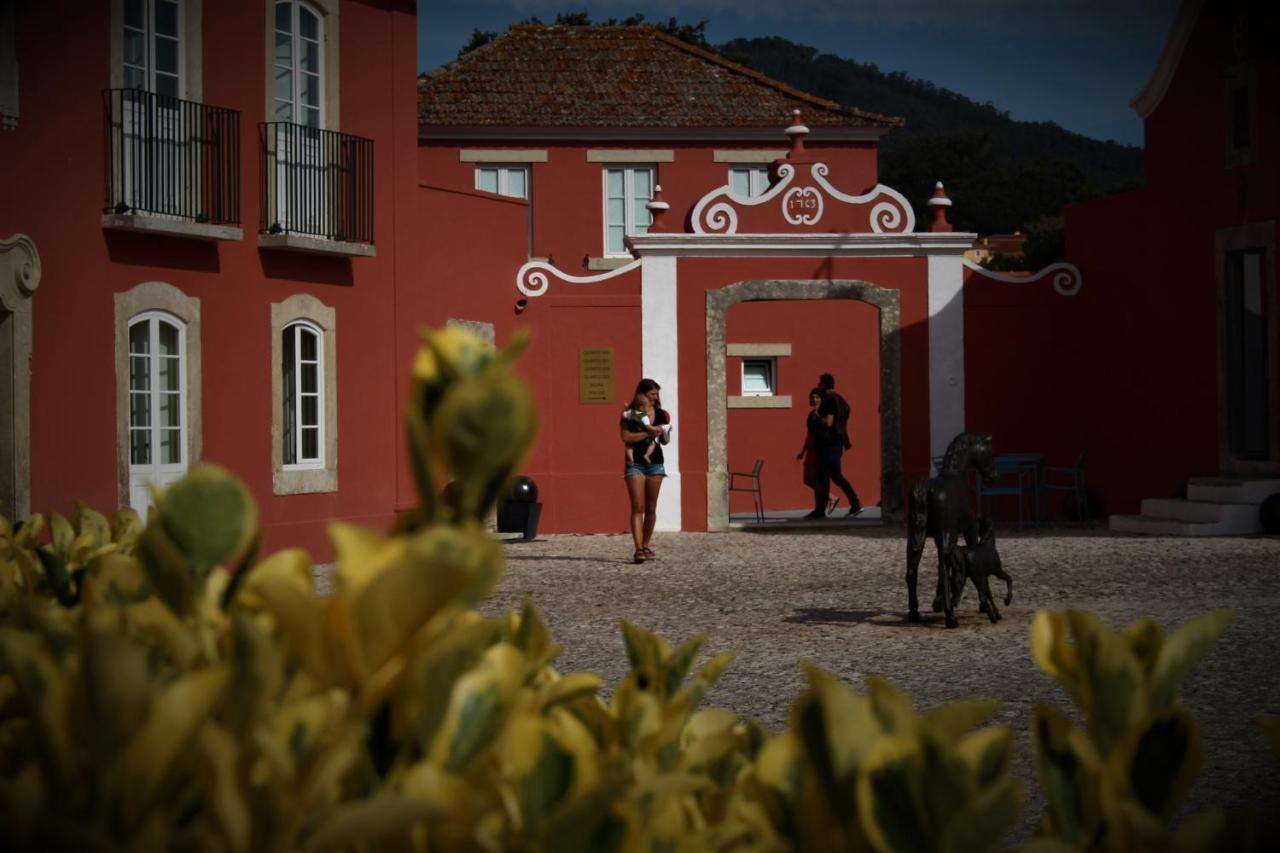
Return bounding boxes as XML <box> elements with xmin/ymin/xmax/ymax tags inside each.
<box><xmin>719</xmin><ymin>37</ymin><xmax>1142</xmax><ymax>260</ymax></box>
<box><xmin>451</xmin><ymin>19</ymin><xmax>1143</xmax><ymax>264</ymax></box>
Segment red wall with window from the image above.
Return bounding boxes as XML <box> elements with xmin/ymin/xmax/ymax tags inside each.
<box><xmin>0</xmin><ymin>0</ymin><xmax>420</xmax><ymax>559</ymax></box>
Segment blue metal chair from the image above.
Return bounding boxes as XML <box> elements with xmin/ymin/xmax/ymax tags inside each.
<box><xmin>1042</xmin><ymin>452</ymin><xmax>1087</xmax><ymax>521</ymax></box>
<box><xmin>729</xmin><ymin>459</ymin><xmax>765</xmax><ymax>523</ymax></box>
<box><xmin>978</xmin><ymin>454</ymin><xmax>1042</xmax><ymax>527</ymax></box>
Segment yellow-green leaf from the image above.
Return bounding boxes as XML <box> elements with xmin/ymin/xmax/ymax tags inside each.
<box><xmin>857</xmin><ymin>736</ymin><xmax>930</xmax><ymax>853</ymax></box>
<box><xmin>1118</xmin><ymin>708</ymin><xmax>1202</xmax><ymax>821</ymax></box>
<box><xmin>939</xmin><ymin>776</ymin><xmax>1020</xmax><ymax>853</ymax></box>
<box><xmin>111</xmin><ymin>665</ymin><xmax>230</xmax><ymax>831</ymax></box>
<box><xmin>1149</xmin><ymin>609</ymin><xmax>1232</xmax><ymax>710</ymax></box>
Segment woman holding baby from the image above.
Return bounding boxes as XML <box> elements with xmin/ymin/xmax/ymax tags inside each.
<box><xmin>620</xmin><ymin>378</ymin><xmax>671</xmax><ymax>563</ymax></box>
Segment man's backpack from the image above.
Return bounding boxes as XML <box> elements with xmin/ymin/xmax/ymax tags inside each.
<box><xmin>833</xmin><ymin>393</ymin><xmax>852</xmax><ymax>450</ymax></box>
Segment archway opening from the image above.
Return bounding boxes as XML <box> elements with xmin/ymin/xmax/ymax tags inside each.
<box><xmin>706</xmin><ymin>279</ymin><xmax>902</xmax><ymax>531</ymax></box>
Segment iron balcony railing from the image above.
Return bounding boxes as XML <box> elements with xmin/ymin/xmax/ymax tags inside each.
<box><xmin>259</xmin><ymin>122</ymin><xmax>374</xmax><ymax>244</ymax></box>
<box><xmin>103</xmin><ymin>88</ymin><xmax>240</xmax><ymax>225</ymax></box>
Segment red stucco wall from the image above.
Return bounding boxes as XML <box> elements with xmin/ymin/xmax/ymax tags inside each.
<box><xmin>1063</xmin><ymin>0</ymin><xmax>1279</xmax><ymax>516</ymax></box>
<box><xmin>2</xmin><ymin>0</ymin><xmax>420</xmax><ymax>559</ymax></box>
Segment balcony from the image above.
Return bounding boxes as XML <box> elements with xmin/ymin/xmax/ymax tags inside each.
<box><xmin>258</xmin><ymin>123</ymin><xmax>375</xmax><ymax>257</ymax></box>
<box><xmin>102</xmin><ymin>89</ymin><xmax>242</xmax><ymax>241</ymax></box>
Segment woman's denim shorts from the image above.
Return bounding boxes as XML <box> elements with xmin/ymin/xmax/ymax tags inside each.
<box><xmin>624</xmin><ymin>462</ymin><xmax>667</xmax><ymax>478</ymax></box>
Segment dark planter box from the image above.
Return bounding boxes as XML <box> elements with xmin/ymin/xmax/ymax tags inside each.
<box><xmin>497</xmin><ymin>501</ymin><xmax>542</xmax><ymax>540</ymax></box>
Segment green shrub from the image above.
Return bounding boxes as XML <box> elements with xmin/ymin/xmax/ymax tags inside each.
<box><xmin>0</xmin><ymin>326</ymin><xmax>1258</xmax><ymax>851</ymax></box>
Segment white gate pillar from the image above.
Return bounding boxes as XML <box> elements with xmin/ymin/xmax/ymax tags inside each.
<box><xmin>927</xmin><ymin>254</ymin><xmax>966</xmax><ymax>468</ymax></box>
<box><xmin>640</xmin><ymin>255</ymin><xmax>681</xmax><ymax>531</ymax></box>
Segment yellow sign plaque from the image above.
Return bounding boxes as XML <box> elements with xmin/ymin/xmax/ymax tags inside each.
<box><xmin>579</xmin><ymin>347</ymin><xmax>614</xmax><ymax>404</ymax></box>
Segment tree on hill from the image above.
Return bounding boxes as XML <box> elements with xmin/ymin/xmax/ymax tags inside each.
<box><xmin>720</xmin><ymin>36</ymin><xmax>1143</xmax><ymax>247</ymax></box>
<box><xmin>458</xmin><ymin>12</ymin><xmax>709</xmax><ymax>57</ymax></box>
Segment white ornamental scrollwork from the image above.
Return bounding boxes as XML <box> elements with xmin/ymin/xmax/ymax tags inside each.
<box><xmin>961</xmin><ymin>258</ymin><xmax>1083</xmax><ymax>297</ymax></box>
<box><xmin>691</xmin><ymin>163</ymin><xmax>796</xmax><ymax>235</ymax></box>
<box><xmin>809</xmin><ymin>164</ymin><xmax>916</xmax><ymax>234</ymax></box>
<box><xmin>516</xmin><ymin>258</ymin><xmax>641</xmax><ymax>298</ymax></box>
<box><xmin>782</xmin><ymin>186</ymin><xmax>823</xmax><ymax>225</ymax></box>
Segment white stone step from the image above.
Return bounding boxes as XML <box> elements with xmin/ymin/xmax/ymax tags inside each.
<box><xmin>1139</xmin><ymin>497</ymin><xmax>1261</xmax><ymax>525</ymax></box>
<box><xmin>1109</xmin><ymin>512</ymin><xmax>1260</xmax><ymax>536</ymax></box>
<box><xmin>1186</xmin><ymin>477</ymin><xmax>1280</xmax><ymax>505</ymax></box>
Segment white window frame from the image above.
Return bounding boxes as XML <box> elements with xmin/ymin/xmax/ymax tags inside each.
<box><xmin>128</xmin><ymin>311</ymin><xmax>188</xmax><ymax>470</ymax></box>
<box><xmin>475</xmin><ymin>164</ymin><xmax>529</xmax><ymax>199</ymax></box>
<box><xmin>272</xmin><ymin>0</ymin><xmax>325</xmax><ymax>128</ymax></box>
<box><xmin>114</xmin><ymin>281</ymin><xmax>203</xmax><ymax>521</ymax></box>
<box><xmin>741</xmin><ymin>358</ymin><xmax>776</xmax><ymax>397</ymax></box>
<box><xmin>729</xmin><ymin>166</ymin><xmax>770</xmax><ymax>199</ymax></box>
<box><xmin>602</xmin><ymin>165</ymin><xmax>654</xmax><ymax>257</ymax></box>
<box><xmin>282</xmin><ymin>320</ymin><xmax>325</xmax><ymax>469</ymax></box>
<box><xmin>122</xmin><ymin>0</ymin><xmax>185</xmax><ymax>97</ymax></box>
<box><xmin>271</xmin><ymin>294</ymin><xmax>337</xmax><ymax>495</ymax></box>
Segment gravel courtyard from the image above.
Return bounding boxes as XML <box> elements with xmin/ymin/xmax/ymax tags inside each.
<box><xmin>482</xmin><ymin>523</ymin><xmax>1280</xmax><ymax>839</ymax></box>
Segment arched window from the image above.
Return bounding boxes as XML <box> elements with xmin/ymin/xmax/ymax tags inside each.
<box><xmin>127</xmin><ymin>310</ymin><xmax>188</xmax><ymax>516</ymax></box>
<box><xmin>281</xmin><ymin>320</ymin><xmax>324</xmax><ymax>467</ymax></box>
<box><xmin>271</xmin><ymin>295</ymin><xmax>336</xmax><ymax>494</ymax></box>
<box><xmin>115</xmin><ymin>281</ymin><xmax>202</xmax><ymax>519</ymax></box>
<box><xmin>272</xmin><ymin>0</ymin><xmax>323</xmax><ymax>127</ymax></box>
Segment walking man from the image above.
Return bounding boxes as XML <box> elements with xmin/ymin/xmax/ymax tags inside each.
<box><xmin>804</xmin><ymin>373</ymin><xmax>863</xmax><ymax>519</ymax></box>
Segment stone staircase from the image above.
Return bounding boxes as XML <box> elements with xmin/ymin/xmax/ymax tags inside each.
<box><xmin>1109</xmin><ymin>477</ymin><xmax>1280</xmax><ymax>536</ymax></box>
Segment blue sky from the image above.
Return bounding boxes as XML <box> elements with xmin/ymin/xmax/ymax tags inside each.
<box><xmin>418</xmin><ymin>0</ymin><xmax>1181</xmax><ymax>147</ymax></box>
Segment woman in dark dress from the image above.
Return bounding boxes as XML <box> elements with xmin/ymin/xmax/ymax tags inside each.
<box><xmin>620</xmin><ymin>378</ymin><xmax>671</xmax><ymax>563</ymax></box>
<box><xmin>795</xmin><ymin>386</ymin><xmax>838</xmax><ymax>514</ymax></box>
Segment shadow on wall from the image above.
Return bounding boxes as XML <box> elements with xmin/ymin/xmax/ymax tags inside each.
<box><xmin>104</xmin><ymin>230</ymin><xmax>221</xmax><ymax>273</ymax></box>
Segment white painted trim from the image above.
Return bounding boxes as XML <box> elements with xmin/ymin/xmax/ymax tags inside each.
<box><xmin>713</xmin><ymin>150</ymin><xmax>788</xmax><ymax>163</ymax></box>
<box><xmin>102</xmin><ymin>213</ymin><xmax>242</xmax><ymax>242</ymax></box>
<box><xmin>960</xmin><ymin>258</ymin><xmax>1083</xmax><ymax>296</ymax></box>
<box><xmin>689</xmin><ymin>162</ymin><xmax>916</xmax><ymax>235</ymax></box>
<box><xmin>516</xmin><ymin>258</ymin><xmax>640</xmax><ymax>298</ymax></box>
<box><xmin>642</xmin><ymin>255</ymin><xmax>680</xmax><ymax>531</ymax></box>
<box><xmin>258</xmin><ymin>233</ymin><xmax>376</xmax><ymax>257</ymax></box>
<box><xmin>629</xmin><ymin>232</ymin><xmax>976</xmax><ymax>257</ymax></box>
<box><xmin>587</xmin><ymin>149</ymin><xmax>674</xmax><ymax>163</ymax></box>
<box><xmin>421</xmin><ymin>126</ymin><xmax>892</xmax><ymax>143</ymax></box>
<box><xmin>726</xmin><ymin>343</ymin><xmax>792</xmax><ymax>357</ymax></box>
<box><xmin>1130</xmin><ymin>0</ymin><xmax>1204</xmax><ymax>118</ymax></box>
<box><xmin>460</xmin><ymin>149</ymin><xmax>548</xmax><ymax>163</ymax></box>
<box><xmin>728</xmin><ymin>395</ymin><xmax>792</xmax><ymax>409</ymax></box>
<box><xmin>927</xmin><ymin>255</ymin><xmax>965</xmax><ymax>467</ymax></box>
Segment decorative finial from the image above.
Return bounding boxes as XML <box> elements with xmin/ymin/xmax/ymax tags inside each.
<box><xmin>646</xmin><ymin>184</ymin><xmax>671</xmax><ymax>232</ymax></box>
<box><xmin>928</xmin><ymin>181</ymin><xmax>953</xmax><ymax>233</ymax></box>
<box><xmin>785</xmin><ymin>108</ymin><xmax>809</xmax><ymax>157</ymax></box>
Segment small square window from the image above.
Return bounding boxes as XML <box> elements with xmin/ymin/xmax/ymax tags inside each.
<box><xmin>475</xmin><ymin>165</ymin><xmax>529</xmax><ymax>199</ymax></box>
<box><xmin>741</xmin><ymin>359</ymin><xmax>775</xmax><ymax>396</ymax></box>
<box><xmin>729</xmin><ymin>166</ymin><xmax>770</xmax><ymax>199</ymax></box>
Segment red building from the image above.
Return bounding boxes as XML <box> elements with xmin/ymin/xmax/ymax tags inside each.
<box><xmin>0</xmin><ymin>0</ymin><xmax>419</xmax><ymax>557</ymax></box>
<box><xmin>1065</xmin><ymin>0</ymin><xmax>1278</xmax><ymax>530</ymax></box>
<box><xmin>1</xmin><ymin>11</ymin><xmax>1106</xmax><ymax>543</ymax></box>
<box><xmin>416</xmin><ymin>25</ymin><xmax>1089</xmax><ymax>533</ymax></box>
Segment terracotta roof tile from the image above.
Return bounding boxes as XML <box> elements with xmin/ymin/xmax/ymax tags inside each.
<box><xmin>418</xmin><ymin>25</ymin><xmax>903</xmax><ymax>132</ymax></box>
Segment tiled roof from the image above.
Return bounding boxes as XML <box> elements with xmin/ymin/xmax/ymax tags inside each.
<box><xmin>418</xmin><ymin>25</ymin><xmax>903</xmax><ymax>134</ymax></box>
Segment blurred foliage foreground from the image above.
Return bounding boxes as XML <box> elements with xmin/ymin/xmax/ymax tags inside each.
<box><xmin>1</xmin><ymin>326</ymin><xmax>1275</xmax><ymax>852</ymax></box>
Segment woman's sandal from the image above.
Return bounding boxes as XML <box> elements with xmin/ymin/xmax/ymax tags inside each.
<box><xmin>641</xmin><ymin>547</ymin><xmax>656</xmax><ymax>560</ymax></box>
<box><xmin>633</xmin><ymin>550</ymin><xmax>648</xmax><ymax>564</ymax></box>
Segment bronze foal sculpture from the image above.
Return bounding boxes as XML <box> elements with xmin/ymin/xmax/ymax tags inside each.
<box><xmin>906</xmin><ymin>432</ymin><xmax>998</xmax><ymax>628</ymax></box>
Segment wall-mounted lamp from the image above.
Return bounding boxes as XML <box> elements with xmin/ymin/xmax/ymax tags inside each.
<box><xmin>515</xmin><ymin>298</ymin><xmax>528</xmax><ymax>315</ymax></box>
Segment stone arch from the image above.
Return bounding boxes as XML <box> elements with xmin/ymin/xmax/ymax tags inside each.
<box><xmin>706</xmin><ymin>279</ymin><xmax>903</xmax><ymax>530</ymax></box>
<box><xmin>0</xmin><ymin>235</ymin><xmax>40</xmax><ymax>520</ymax></box>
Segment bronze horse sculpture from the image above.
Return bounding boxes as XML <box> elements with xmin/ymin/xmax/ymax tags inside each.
<box><xmin>906</xmin><ymin>432</ymin><xmax>999</xmax><ymax>628</ymax></box>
